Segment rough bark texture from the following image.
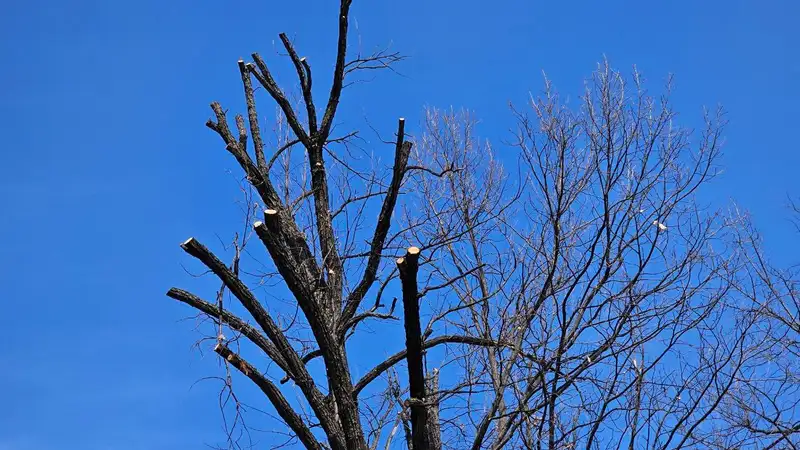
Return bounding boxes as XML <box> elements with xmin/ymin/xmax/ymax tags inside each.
<box><xmin>214</xmin><ymin>344</ymin><xmax>323</xmax><ymax>450</ymax></box>
<box><xmin>397</xmin><ymin>246</ymin><xmax>429</xmax><ymax>450</ymax></box>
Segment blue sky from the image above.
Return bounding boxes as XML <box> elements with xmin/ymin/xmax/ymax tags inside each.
<box><xmin>1</xmin><ymin>0</ymin><xmax>798</xmax><ymax>448</ymax></box>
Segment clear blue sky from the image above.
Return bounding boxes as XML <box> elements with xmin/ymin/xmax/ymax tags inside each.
<box><xmin>1</xmin><ymin>0</ymin><xmax>798</xmax><ymax>448</ymax></box>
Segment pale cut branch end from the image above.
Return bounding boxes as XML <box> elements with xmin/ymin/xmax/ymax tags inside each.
<box><xmin>397</xmin><ymin>118</ymin><xmax>406</xmax><ymax>145</ymax></box>
<box><xmin>253</xmin><ymin>220</ymin><xmax>270</xmax><ymax>243</ymax></box>
<box><xmin>397</xmin><ymin>246</ymin><xmax>420</xmax><ymax>269</ymax></box>
<box><xmin>237</xmin><ymin>59</ymin><xmax>248</xmax><ymax>76</ymax></box>
<box><xmin>263</xmin><ymin>209</ymin><xmax>280</xmax><ymax>230</ymax></box>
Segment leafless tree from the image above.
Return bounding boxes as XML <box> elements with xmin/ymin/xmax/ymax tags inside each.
<box><xmin>166</xmin><ymin>1</ymin><xmax>800</xmax><ymax>448</ymax></box>
<box><xmin>715</xmin><ymin>202</ymin><xmax>800</xmax><ymax>450</ymax></box>
<box><xmin>790</xmin><ymin>197</ymin><xmax>800</xmax><ymax>234</ymax></box>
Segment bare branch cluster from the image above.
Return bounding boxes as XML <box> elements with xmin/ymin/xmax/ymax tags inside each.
<box><xmin>166</xmin><ymin>2</ymin><xmax>800</xmax><ymax>449</ymax></box>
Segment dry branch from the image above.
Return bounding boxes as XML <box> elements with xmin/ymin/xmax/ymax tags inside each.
<box><xmin>343</xmin><ymin>118</ymin><xmax>413</xmax><ymax>326</ymax></box>
<box><xmin>353</xmin><ymin>335</ymin><xmax>513</xmax><ymax>396</ymax></box>
<box><xmin>178</xmin><ymin>237</ymin><xmax>344</xmax><ymax>450</ymax></box>
<box><xmin>167</xmin><ymin>288</ymin><xmax>290</xmax><ymax>375</ymax></box>
<box><xmin>215</xmin><ymin>344</ymin><xmax>323</xmax><ymax>450</ymax></box>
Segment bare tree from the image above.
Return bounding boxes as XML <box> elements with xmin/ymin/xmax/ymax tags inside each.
<box><xmin>166</xmin><ymin>1</ymin><xmax>800</xmax><ymax>449</ymax></box>
<box><xmin>717</xmin><ymin>202</ymin><xmax>800</xmax><ymax>450</ymax></box>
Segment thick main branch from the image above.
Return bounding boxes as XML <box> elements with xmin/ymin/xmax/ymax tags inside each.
<box><xmin>178</xmin><ymin>237</ymin><xmax>344</xmax><ymax>450</ymax></box>
<box><xmin>397</xmin><ymin>246</ymin><xmax>429</xmax><ymax>450</ymax></box>
<box><xmin>215</xmin><ymin>344</ymin><xmax>323</xmax><ymax>450</ymax></box>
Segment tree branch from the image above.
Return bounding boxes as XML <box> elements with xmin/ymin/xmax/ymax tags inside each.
<box><xmin>281</xmin><ymin>349</ymin><xmax>324</xmax><ymax>384</ymax></box>
<box><xmin>279</xmin><ymin>33</ymin><xmax>318</xmax><ymax>136</ymax></box>
<box><xmin>255</xmin><ymin>211</ymin><xmax>363</xmax><ymax>449</ymax></box>
<box><xmin>167</xmin><ymin>288</ymin><xmax>290</xmax><ymax>375</ymax></box>
<box><xmin>178</xmin><ymin>237</ymin><xmax>345</xmax><ymax>450</ymax></box>
<box><xmin>237</xmin><ymin>60</ymin><xmax>267</xmax><ymax>171</ymax></box>
<box><xmin>344</xmin><ymin>48</ymin><xmax>406</xmax><ymax>76</ymax></box>
<box><xmin>353</xmin><ymin>335</ymin><xmax>511</xmax><ymax>397</ymax></box>
<box><xmin>342</xmin><ymin>310</ymin><xmax>399</xmax><ymax>337</ymax></box>
<box><xmin>253</xmin><ymin>211</ymin><xmax>321</xmax><ymax>309</ymax></box>
<box><xmin>249</xmin><ymin>53</ymin><xmax>311</xmax><ymax>147</ymax></box>
<box><xmin>418</xmin><ymin>264</ymin><xmax>486</xmax><ymax>298</ymax></box>
<box><xmin>214</xmin><ymin>344</ymin><xmax>323</xmax><ymax>450</ymax></box>
<box><xmin>318</xmin><ymin>0</ymin><xmax>353</xmax><ymax>144</ymax></box>
<box><xmin>342</xmin><ymin>118</ymin><xmax>413</xmax><ymax>325</ymax></box>
<box><xmin>206</xmin><ymin>102</ymin><xmax>282</xmax><ymax>209</ymax></box>
<box><xmin>267</xmin><ymin>138</ymin><xmax>302</xmax><ymax>172</ymax></box>
<box><xmin>397</xmin><ymin>246</ymin><xmax>429</xmax><ymax>450</ymax></box>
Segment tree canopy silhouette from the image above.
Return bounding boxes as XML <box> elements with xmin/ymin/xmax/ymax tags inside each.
<box><xmin>167</xmin><ymin>1</ymin><xmax>800</xmax><ymax>448</ymax></box>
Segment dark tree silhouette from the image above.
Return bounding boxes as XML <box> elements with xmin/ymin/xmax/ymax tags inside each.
<box><xmin>167</xmin><ymin>1</ymin><xmax>800</xmax><ymax>448</ymax></box>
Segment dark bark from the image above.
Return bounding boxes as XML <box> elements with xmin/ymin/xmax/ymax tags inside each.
<box><xmin>167</xmin><ymin>288</ymin><xmax>290</xmax><ymax>375</ymax></box>
<box><xmin>397</xmin><ymin>246</ymin><xmax>429</xmax><ymax>450</ymax></box>
<box><xmin>253</xmin><ymin>213</ymin><xmax>366</xmax><ymax>450</ymax></box>
<box><xmin>306</xmin><ymin>137</ymin><xmax>342</xmax><ymax>318</ymax></box>
<box><xmin>206</xmin><ymin>102</ymin><xmax>276</xmax><ymax>205</ymax></box>
<box><xmin>249</xmin><ymin>53</ymin><xmax>310</xmax><ymax>148</ymax></box>
<box><xmin>253</xmin><ymin>211</ymin><xmax>321</xmax><ymax>310</ymax></box>
<box><xmin>342</xmin><ymin>118</ymin><xmax>413</xmax><ymax>327</ymax></box>
<box><xmin>196</xmin><ymin>4</ymin><xmax>371</xmax><ymax>444</ymax></box>
<box><xmin>279</xmin><ymin>33</ymin><xmax>318</xmax><ymax>136</ymax></box>
<box><xmin>237</xmin><ymin>60</ymin><xmax>267</xmax><ymax>171</ymax></box>
<box><xmin>205</xmin><ymin>103</ymin><xmax>322</xmax><ymax>297</ymax></box>
<box><xmin>319</xmin><ymin>0</ymin><xmax>353</xmax><ymax>145</ymax></box>
<box><xmin>178</xmin><ymin>237</ymin><xmax>346</xmax><ymax>450</ymax></box>
<box><xmin>353</xmin><ymin>334</ymin><xmax>510</xmax><ymax>396</ymax></box>
<box><xmin>214</xmin><ymin>344</ymin><xmax>323</xmax><ymax>450</ymax></box>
